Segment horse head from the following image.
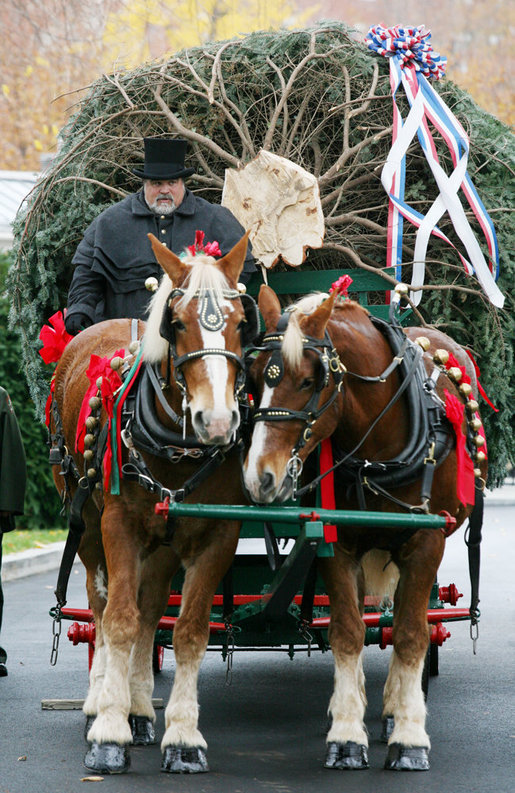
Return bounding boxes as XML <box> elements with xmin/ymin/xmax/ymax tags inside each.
<box><xmin>144</xmin><ymin>231</ymin><xmax>258</xmax><ymax>446</ymax></box>
<box><xmin>244</xmin><ymin>285</ymin><xmax>342</xmax><ymax>503</ymax></box>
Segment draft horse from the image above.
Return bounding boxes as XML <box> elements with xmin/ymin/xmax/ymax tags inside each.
<box><xmin>244</xmin><ymin>285</ymin><xmax>487</xmax><ymax>771</ymax></box>
<box><xmin>51</xmin><ymin>232</ymin><xmax>256</xmax><ymax>774</ymax></box>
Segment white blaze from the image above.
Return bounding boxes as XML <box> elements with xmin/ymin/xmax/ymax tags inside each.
<box><xmin>244</xmin><ymin>384</ymin><xmax>274</xmax><ymax>491</ymax></box>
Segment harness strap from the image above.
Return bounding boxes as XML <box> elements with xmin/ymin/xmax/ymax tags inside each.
<box><xmin>298</xmin><ymin>342</ymin><xmax>423</xmax><ymax>497</ymax></box>
<box><xmin>54</xmin><ymin>486</ymin><xmax>89</xmax><ymax>608</ymax></box>
<box><xmin>345</xmin><ymin>334</ymin><xmax>411</xmax><ymax>383</ymax></box>
<box><xmin>466</xmin><ymin>484</ymin><xmax>483</xmax><ymax>628</ymax></box>
<box><xmin>121</xmin><ymin>444</ymin><xmax>228</xmax><ymax>504</ymax></box>
<box><xmin>54</xmin><ymin>422</ymin><xmax>109</xmax><ymax>608</ymax></box>
<box><xmin>146</xmin><ymin>361</ymin><xmax>184</xmax><ymax>428</ymax></box>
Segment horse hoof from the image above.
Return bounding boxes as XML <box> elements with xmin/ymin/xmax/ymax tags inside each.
<box><xmin>325</xmin><ymin>741</ymin><xmax>369</xmax><ymax>770</ymax></box>
<box><xmin>161</xmin><ymin>745</ymin><xmax>209</xmax><ymax>773</ymax></box>
<box><xmin>129</xmin><ymin>714</ymin><xmax>156</xmax><ymax>745</ymax></box>
<box><xmin>84</xmin><ymin>715</ymin><xmax>95</xmax><ymax>742</ymax></box>
<box><xmin>381</xmin><ymin>715</ymin><xmax>395</xmax><ymax>743</ymax></box>
<box><xmin>84</xmin><ymin>741</ymin><xmax>131</xmax><ymax>774</ymax></box>
<box><xmin>385</xmin><ymin>743</ymin><xmax>430</xmax><ymax>771</ymax></box>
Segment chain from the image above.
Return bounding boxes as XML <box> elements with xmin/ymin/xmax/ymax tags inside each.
<box><xmin>50</xmin><ymin>606</ymin><xmax>62</xmax><ymax>666</ymax></box>
<box><xmin>470</xmin><ymin>613</ymin><xmax>480</xmax><ymax>655</ymax></box>
<box><xmin>225</xmin><ymin>622</ymin><xmax>235</xmax><ymax>685</ymax></box>
<box><xmin>286</xmin><ymin>453</ymin><xmax>303</xmax><ymax>499</ymax></box>
<box><xmin>298</xmin><ymin>619</ymin><xmax>313</xmax><ymax>657</ymax></box>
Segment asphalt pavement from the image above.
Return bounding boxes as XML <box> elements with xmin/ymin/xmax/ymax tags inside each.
<box><xmin>0</xmin><ymin>488</ymin><xmax>514</xmax><ymax>793</ymax></box>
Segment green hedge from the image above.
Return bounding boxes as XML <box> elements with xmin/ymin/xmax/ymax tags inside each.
<box><xmin>0</xmin><ymin>253</ymin><xmax>64</xmax><ymax>529</ymax></box>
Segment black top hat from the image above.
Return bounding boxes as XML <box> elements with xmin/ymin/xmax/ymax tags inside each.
<box><xmin>132</xmin><ymin>138</ymin><xmax>195</xmax><ymax>180</ymax></box>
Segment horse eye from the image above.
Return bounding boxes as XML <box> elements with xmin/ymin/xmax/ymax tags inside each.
<box><xmin>299</xmin><ymin>377</ymin><xmax>315</xmax><ymax>390</ymax></box>
<box><xmin>172</xmin><ymin>319</ymin><xmax>186</xmax><ymax>332</ymax></box>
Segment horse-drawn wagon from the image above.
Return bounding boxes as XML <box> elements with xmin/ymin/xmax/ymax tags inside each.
<box><xmin>9</xmin><ymin>21</ymin><xmax>512</xmax><ymax>780</ymax></box>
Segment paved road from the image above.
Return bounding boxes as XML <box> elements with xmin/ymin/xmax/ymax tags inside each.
<box><xmin>1</xmin><ymin>503</ymin><xmax>513</xmax><ymax>793</ymax></box>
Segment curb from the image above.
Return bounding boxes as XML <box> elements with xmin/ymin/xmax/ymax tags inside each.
<box><xmin>2</xmin><ymin>490</ymin><xmax>514</xmax><ymax>582</ymax></box>
<box><xmin>2</xmin><ymin>542</ymin><xmax>80</xmax><ymax>583</ymax></box>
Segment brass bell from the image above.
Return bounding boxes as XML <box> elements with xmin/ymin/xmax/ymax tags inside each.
<box><xmin>447</xmin><ymin>367</ymin><xmax>462</xmax><ymax>382</ymax></box>
<box><xmin>465</xmin><ymin>399</ymin><xmax>479</xmax><ymax>414</ymax></box>
<box><xmin>110</xmin><ymin>356</ymin><xmax>123</xmax><ymax>371</ymax></box>
<box><xmin>459</xmin><ymin>382</ymin><xmax>473</xmax><ymax>398</ymax></box>
<box><xmin>394</xmin><ymin>282</ymin><xmax>409</xmax><ymax>296</ymax></box>
<box><xmin>129</xmin><ymin>340</ymin><xmax>140</xmax><ymax>355</ymax></box>
<box><xmin>415</xmin><ymin>336</ymin><xmax>430</xmax><ymax>351</ymax></box>
<box><xmin>473</xmin><ymin>467</ymin><xmax>482</xmax><ymax>477</ymax></box>
<box><xmin>87</xmin><ymin>467</ymin><xmax>97</xmax><ymax>479</ymax></box>
<box><xmin>88</xmin><ymin>396</ymin><xmax>101</xmax><ymax>411</ymax></box>
<box><xmin>96</xmin><ymin>376</ymin><xmax>103</xmax><ymax>389</ymax></box>
<box><xmin>237</xmin><ymin>282</ymin><xmax>247</xmax><ymax>294</ymax></box>
<box><xmin>469</xmin><ymin>417</ymin><xmax>482</xmax><ymax>432</ymax></box>
<box><xmin>433</xmin><ymin>349</ymin><xmax>449</xmax><ymax>365</ymax></box>
<box><xmin>85</xmin><ymin>416</ymin><xmax>97</xmax><ymax>431</ymax></box>
<box><xmin>95</xmin><ymin>482</ymin><xmax>103</xmax><ymax>491</ymax></box>
<box><xmin>476</xmin><ymin>450</ymin><xmax>487</xmax><ymax>463</ymax></box>
<box><xmin>83</xmin><ymin>433</ymin><xmax>95</xmax><ymax>449</ymax></box>
<box><xmin>83</xmin><ymin>449</ymin><xmax>94</xmax><ymax>462</ymax></box>
<box><xmin>145</xmin><ymin>276</ymin><xmax>158</xmax><ymax>292</ymax></box>
<box><xmin>473</xmin><ymin>435</ymin><xmax>485</xmax><ymax>448</ymax></box>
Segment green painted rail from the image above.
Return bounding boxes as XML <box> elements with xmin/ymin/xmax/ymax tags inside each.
<box><xmin>166</xmin><ymin>502</ymin><xmax>453</xmax><ymax>531</ymax></box>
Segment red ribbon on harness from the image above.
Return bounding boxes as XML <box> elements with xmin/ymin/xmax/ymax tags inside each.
<box><xmin>444</xmin><ymin>389</ymin><xmax>475</xmax><ymax>506</ymax></box>
<box><xmin>319</xmin><ymin>438</ymin><xmax>338</xmax><ymax>543</ymax></box>
<box><xmin>39</xmin><ymin>310</ymin><xmax>74</xmax><ymax>427</ymax></box>
<box><xmin>38</xmin><ymin>310</ymin><xmax>73</xmax><ymax>364</ymax></box>
<box><xmin>75</xmin><ymin>351</ymin><xmax>124</xmax><ymax>453</ymax></box>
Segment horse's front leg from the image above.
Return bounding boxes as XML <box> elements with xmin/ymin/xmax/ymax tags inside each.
<box><xmin>319</xmin><ymin>550</ymin><xmax>369</xmax><ymax>771</ymax></box>
<box><xmin>84</xmin><ymin>505</ymin><xmax>142</xmax><ymax>774</ymax></box>
<box><xmin>383</xmin><ymin>528</ymin><xmax>445</xmax><ymax>771</ymax></box>
<box><xmin>127</xmin><ymin>548</ymin><xmax>181</xmax><ymax>746</ymax></box>
<box><xmin>161</xmin><ymin>520</ymin><xmax>239</xmax><ymax>774</ymax></box>
<box><xmin>76</xmin><ymin>505</ymin><xmax>107</xmax><ymax>739</ymax></box>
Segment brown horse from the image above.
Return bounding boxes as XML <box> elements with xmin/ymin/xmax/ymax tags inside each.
<box><xmin>243</xmin><ymin>285</ymin><xmax>487</xmax><ymax>771</ymax></box>
<box><xmin>51</xmin><ymin>233</ymin><xmax>254</xmax><ymax>774</ymax></box>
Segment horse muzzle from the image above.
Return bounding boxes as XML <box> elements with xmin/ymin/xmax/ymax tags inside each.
<box><xmin>191</xmin><ymin>407</ymin><xmax>240</xmax><ymax>446</ymax></box>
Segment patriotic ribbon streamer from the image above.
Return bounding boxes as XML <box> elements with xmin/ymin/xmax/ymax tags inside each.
<box><xmin>365</xmin><ymin>25</ymin><xmax>504</xmax><ymax>309</ymax></box>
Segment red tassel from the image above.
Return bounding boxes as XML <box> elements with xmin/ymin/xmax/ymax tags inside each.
<box><xmin>444</xmin><ymin>389</ymin><xmax>475</xmax><ymax>506</ymax></box>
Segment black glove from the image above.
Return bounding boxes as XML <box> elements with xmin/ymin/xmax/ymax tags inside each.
<box><xmin>65</xmin><ymin>312</ymin><xmax>92</xmax><ymax>335</ymax></box>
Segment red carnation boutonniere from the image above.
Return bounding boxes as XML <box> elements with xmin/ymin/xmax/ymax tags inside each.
<box><xmin>38</xmin><ymin>310</ymin><xmax>73</xmax><ymax>364</ymax></box>
<box><xmin>329</xmin><ymin>274</ymin><xmax>353</xmax><ymax>299</ymax></box>
<box><xmin>187</xmin><ymin>230</ymin><xmax>222</xmax><ymax>257</ymax></box>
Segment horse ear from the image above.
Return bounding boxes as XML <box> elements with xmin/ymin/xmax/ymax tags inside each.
<box><xmin>148</xmin><ymin>233</ymin><xmax>188</xmax><ymax>285</ymax></box>
<box><xmin>218</xmin><ymin>231</ymin><xmax>250</xmax><ymax>284</ymax></box>
<box><xmin>299</xmin><ymin>291</ymin><xmax>336</xmax><ymax>338</ymax></box>
<box><xmin>258</xmin><ymin>284</ymin><xmax>281</xmax><ymax>332</ymax></box>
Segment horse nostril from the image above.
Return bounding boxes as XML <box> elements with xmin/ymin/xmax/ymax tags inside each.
<box><xmin>260</xmin><ymin>471</ymin><xmax>275</xmax><ymax>495</ymax></box>
<box><xmin>192</xmin><ymin>410</ymin><xmax>208</xmax><ymax>433</ymax></box>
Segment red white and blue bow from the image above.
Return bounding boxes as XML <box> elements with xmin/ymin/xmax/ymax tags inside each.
<box><xmin>365</xmin><ymin>25</ymin><xmax>504</xmax><ymax>309</ymax></box>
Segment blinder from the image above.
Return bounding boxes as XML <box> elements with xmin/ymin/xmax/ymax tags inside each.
<box><xmin>159</xmin><ymin>297</ymin><xmax>175</xmax><ymax>345</ymax></box>
<box><xmin>239</xmin><ymin>293</ymin><xmax>260</xmax><ymax>347</ymax></box>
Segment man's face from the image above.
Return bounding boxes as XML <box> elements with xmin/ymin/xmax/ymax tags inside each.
<box><xmin>144</xmin><ymin>179</ymin><xmax>185</xmax><ymax>215</ymax></box>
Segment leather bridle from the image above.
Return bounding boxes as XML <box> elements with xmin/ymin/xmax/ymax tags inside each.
<box><xmin>250</xmin><ymin>311</ymin><xmax>345</xmax><ymax>492</ymax></box>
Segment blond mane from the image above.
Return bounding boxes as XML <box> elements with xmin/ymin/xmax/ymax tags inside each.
<box><xmin>143</xmin><ymin>252</ymin><xmax>230</xmax><ymax>363</ymax></box>
<box><xmin>281</xmin><ymin>292</ymin><xmax>328</xmax><ymax>370</ymax></box>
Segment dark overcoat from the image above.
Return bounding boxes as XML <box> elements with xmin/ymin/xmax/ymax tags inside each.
<box><xmin>0</xmin><ymin>387</ymin><xmax>26</xmax><ymax>534</ymax></box>
<box><xmin>66</xmin><ymin>188</ymin><xmax>256</xmax><ymax>325</ymax></box>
